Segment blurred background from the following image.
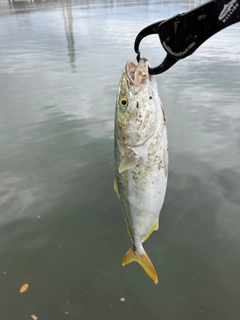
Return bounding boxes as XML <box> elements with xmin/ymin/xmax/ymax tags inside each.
<box><xmin>0</xmin><ymin>0</ymin><xmax>240</xmax><ymax>319</ymax></box>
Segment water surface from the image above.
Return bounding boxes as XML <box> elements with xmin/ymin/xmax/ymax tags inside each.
<box><xmin>0</xmin><ymin>1</ymin><xmax>240</xmax><ymax>319</ymax></box>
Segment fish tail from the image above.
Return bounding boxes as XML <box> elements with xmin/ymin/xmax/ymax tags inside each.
<box><xmin>122</xmin><ymin>246</ymin><xmax>158</xmax><ymax>284</ymax></box>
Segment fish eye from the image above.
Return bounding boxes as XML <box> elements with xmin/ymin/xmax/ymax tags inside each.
<box><xmin>121</xmin><ymin>99</ymin><xmax>127</xmax><ymax>106</ymax></box>
<box><xmin>119</xmin><ymin>97</ymin><xmax>128</xmax><ymax>107</ymax></box>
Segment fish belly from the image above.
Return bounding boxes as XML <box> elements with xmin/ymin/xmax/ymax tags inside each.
<box><xmin>118</xmin><ymin>120</ymin><xmax>168</xmax><ymax>244</ymax></box>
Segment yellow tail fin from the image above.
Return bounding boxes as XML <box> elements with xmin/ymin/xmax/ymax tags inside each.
<box><xmin>122</xmin><ymin>246</ymin><xmax>158</xmax><ymax>284</ymax></box>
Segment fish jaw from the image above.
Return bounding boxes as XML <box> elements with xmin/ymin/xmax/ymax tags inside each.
<box><xmin>125</xmin><ymin>58</ymin><xmax>150</xmax><ymax>94</ymax></box>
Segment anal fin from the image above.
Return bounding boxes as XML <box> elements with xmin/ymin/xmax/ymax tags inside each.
<box><xmin>143</xmin><ymin>220</ymin><xmax>158</xmax><ymax>242</ymax></box>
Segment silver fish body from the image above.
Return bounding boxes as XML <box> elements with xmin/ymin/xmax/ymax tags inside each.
<box><xmin>114</xmin><ymin>58</ymin><xmax>168</xmax><ymax>284</ymax></box>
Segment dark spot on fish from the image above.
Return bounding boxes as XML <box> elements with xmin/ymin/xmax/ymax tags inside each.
<box><xmin>136</xmin><ymin>102</ymin><xmax>139</xmax><ymax>108</ymax></box>
<box><xmin>149</xmin><ymin>96</ymin><xmax>152</xmax><ymax>99</ymax></box>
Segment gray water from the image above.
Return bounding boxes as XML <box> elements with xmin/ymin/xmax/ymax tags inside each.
<box><xmin>0</xmin><ymin>0</ymin><xmax>240</xmax><ymax>319</ymax></box>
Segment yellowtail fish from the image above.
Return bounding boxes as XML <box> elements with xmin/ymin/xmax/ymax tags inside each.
<box><xmin>114</xmin><ymin>58</ymin><xmax>168</xmax><ymax>284</ymax></box>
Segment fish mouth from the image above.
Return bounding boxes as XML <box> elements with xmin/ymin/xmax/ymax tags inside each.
<box><xmin>126</xmin><ymin>61</ymin><xmax>138</xmax><ymax>83</ymax></box>
<box><xmin>125</xmin><ymin>58</ymin><xmax>151</xmax><ymax>87</ymax></box>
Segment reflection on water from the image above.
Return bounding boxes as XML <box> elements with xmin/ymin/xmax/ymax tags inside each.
<box><xmin>62</xmin><ymin>0</ymin><xmax>76</xmax><ymax>71</ymax></box>
<box><xmin>0</xmin><ymin>0</ymin><xmax>240</xmax><ymax>319</ymax></box>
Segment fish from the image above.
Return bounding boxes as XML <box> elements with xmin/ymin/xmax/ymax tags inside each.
<box><xmin>114</xmin><ymin>58</ymin><xmax>168</xmax><ymax>284</ymax></box>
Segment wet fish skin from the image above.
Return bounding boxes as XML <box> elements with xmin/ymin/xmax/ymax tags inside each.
<box><xmin>114</xmin><ymin>58</ymin><xmax>168</xmax><ymax>284</ymax></box>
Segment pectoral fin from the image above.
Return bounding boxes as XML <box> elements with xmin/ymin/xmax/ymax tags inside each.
<box><xmin>118</xmin><ymin>149</ymin><xmax>139</xmax><ymax>173</ymax></box>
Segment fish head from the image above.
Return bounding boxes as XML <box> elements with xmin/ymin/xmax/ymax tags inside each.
<box><xmin>115</xmin><ymin>58</ymin><xmax>160</xmax><ymax>147</ymax></box>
